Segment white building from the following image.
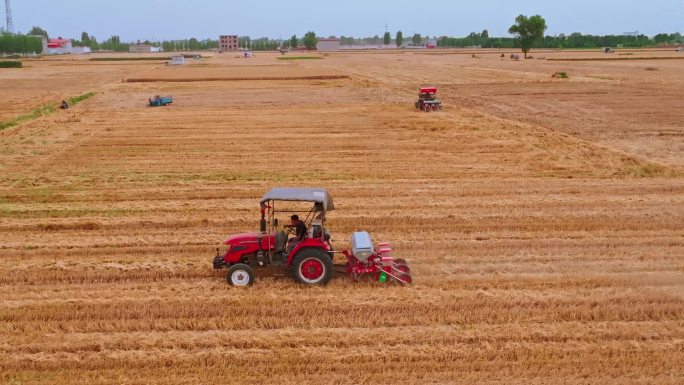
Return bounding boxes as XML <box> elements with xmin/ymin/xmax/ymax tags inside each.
<box><xmin>171</xmin><ymin>55</ymin><xmax>185</xmax><ymax>65</ymax></box>
<box><xmin>316</xmin><ymin>38</ymin><xmax>340</xmax><ymax>52</ymax></box>
<box><xmin>129</xmin><ymin>44</ymin><xmax>163</xmax><ymax>53</ymax></box>
<box><xmin>46</xmin><ymin>38</ymin><xmax>91</xmax><ymax>55</ymax></box>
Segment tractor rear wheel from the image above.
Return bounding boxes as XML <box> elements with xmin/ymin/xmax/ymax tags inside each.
<box><xmin>290</xmin><ymin>248</ymin><xmax>333</xmax><ymax>285</ymax></box>
<box><xmin>227</xmin><ymin>263</ymin><xmax>255</xmax><ymax>286</ymax></box>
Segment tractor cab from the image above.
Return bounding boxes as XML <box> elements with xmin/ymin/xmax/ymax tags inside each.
<box><xmin>214</xmin><ymin>188</ymin><xmax>336</xmax><ymax>286</ymax></box>
<box><xmin>419</xmin><ymin>87</ymin><xmax>437</xmax><ymax>100</ymax></box>
<box><xmin>260</xmin><ymin>188</ymin><xmax>334</xmax><ymax>261</ymax></box>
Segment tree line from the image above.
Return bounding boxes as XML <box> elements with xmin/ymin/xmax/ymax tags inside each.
<box><xmin>338</xmin><ymin>31</ymin><xmax>683</xmax><ymax>50</ymax></box>
<box><xmin>0</xmin><ymin>33</ymin><xmax>43</xmax><ymax>54</ymax></box>
<box><xmin>4</xmin><ymin>22</ymin><xmax>683</xmax><ymax>56</ymax></box>
<box><xmin>437</xmin><ymin>31</ymin><xmax>682</xmax><ymax>49</ymax></box>
<box><xmin>73</xmin><ymin>34</ymin><xmax>219</xmax><ymax>52</ymax></box>
<box><xmin>338</xmin><ymin>33</ymin><xmax>428</xmax><ymax>46</ymax></box>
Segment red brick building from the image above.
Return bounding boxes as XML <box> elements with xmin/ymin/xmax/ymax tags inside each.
<box><xmin>219</xmin><ymin>35</ymin><xmax>239</xmax><ymax>52</ymax></box>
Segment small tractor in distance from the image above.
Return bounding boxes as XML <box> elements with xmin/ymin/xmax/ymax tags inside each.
<box><xmin>212</xmin><ymin>188</ymin><xmax>412</xmax><ymax>286</ymax></box>
<box><xmin>148</xmin><ymin>95</ymin><xmax>173</xmax><ymax>107</ymax></box>
<box><xmin>415</xmin><ymin>87</ymin><xmax>442</xmax><ymax>112</ymax></box>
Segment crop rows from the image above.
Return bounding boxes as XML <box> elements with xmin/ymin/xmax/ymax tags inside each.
<box><xmin>1</xmin><ymin>52</ymin><xmax>682</xmax><ymax>384</ymax></box>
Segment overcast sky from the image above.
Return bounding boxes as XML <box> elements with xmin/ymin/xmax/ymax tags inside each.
<box><xmin>8</xmin><ymin>0</ymin><xmax>684</xmax><ymax>41</ymax></box>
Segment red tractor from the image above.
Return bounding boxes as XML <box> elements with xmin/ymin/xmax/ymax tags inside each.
<box><xmin>212</xmin><ymin>188</ymin><xmax>412</xmax><ymax>286</ymax></box>
<box><xmin>415</xmin><ymin>87</ymin><xmax>442</xmax><ymax>112</ymax></box>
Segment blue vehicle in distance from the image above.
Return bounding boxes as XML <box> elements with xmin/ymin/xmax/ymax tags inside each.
<box><xmin>148</xmin><ymin>95</ymin><xmax>173</xmax><ymax>107</ymax></box>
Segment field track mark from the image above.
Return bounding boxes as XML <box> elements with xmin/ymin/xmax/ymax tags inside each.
<box><xmin>124</xmin><ymin>75</ymin><xmax>351</xmax><ymax>83</ymax></box>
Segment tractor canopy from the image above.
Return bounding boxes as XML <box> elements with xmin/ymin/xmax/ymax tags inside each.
<box><xmin>260</xmin><ymin>188</ymin><xmax>335</xmax><ymax>211</ymax></box>
<box><xmin>420</xmin><ymin>87</ymin><xmax>437</xmax><ymax>94</ymax></box>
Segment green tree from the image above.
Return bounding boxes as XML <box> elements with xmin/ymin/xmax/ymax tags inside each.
<box><xmin>340</xmin><ymin>36</ymin><xmax>355</xmax><ymax>45</ymax></box>
<box><xmin>412</xmin><ymin>33</ymin><xmax>422</xmax><ymax>45</ymax></box>
<box><xmin>383</xmin><ymin>31</ymin><xmax>391</xmax><ymax>45</ymax></box>
<box><xmin>508</xmin><ymin>14</ymin><xmax>547</xmax><ymax>58</ymax></box>
<box><xmin>239</xmin><ymin>36</ymin><xmax>251</xmax><ymax>49</ymax></box>
<box><xmin>89</xmin><ymin>35</ymin><xmax>99</xmax><ymax>51</ymax></box>
<box><xmin>653</xmin><ymin>33</ymin><xmax>681</xmax><ymax>44</ymax></box>
<box><xmin>396</xmin><ymin>31</ymin><xmax>403</xmax><ymax>47</ymax></box>
<box><xmin>0</xmin><ymin>34</ymin><xmax>43</xmax><ymax>54</ymax></box>
<box><xmin>481</xmin><ymin>29</ymin><xmax>489</xmax><ymax>40</ymax></box>
<box><xmin>302</xmin><ymin>31</ymin><xmax>317</xmax><ymax>49</ymax></box>
<box><xmin>28</xmin><ymin>26</ymin><xmax>48</xmax><ymax>38</ymax></box>
<box><xmin>100</xmin><ymin>35</ymin><xmax>128</xmax><ymax>52</ymax></box>
<box><xmin>81</xmin><ymin>32</ymin><xmax>91</xmax><ymax>44</ymax></box>
<box><xmin>290</xmin><ymin>35</ymin><xmax>298</xmax><ymax>49</ymax></box>
<box><xmin>188</xmin><ymin>37</ymin><xmax>199</xmax><ymax>50</ymax></box>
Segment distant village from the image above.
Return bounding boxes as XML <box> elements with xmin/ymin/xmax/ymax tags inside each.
<box><xmin>33</xmin><ymin>33</ymin><xmax>437</xmax><ymax>56</ymax></box>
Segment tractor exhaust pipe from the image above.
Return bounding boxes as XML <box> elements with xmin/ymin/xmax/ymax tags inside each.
<box><xmin>259</xmin><ymin>208</ymin><xmax>266</xmax><ymax>233</ymax></box>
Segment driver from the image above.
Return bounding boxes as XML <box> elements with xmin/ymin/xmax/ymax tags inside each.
<box><xmin>286</xmin><ymin>214</ymin><xmax>307</xmax><ymax>252</ymax></box>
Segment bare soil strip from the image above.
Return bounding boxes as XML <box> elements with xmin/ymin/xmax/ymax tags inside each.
<box><xmin>124</xmin><ymin>75</ymin><xmax>351</xmax><ymax>82</ymax></box>
<box><xmin>547</xmin><ymin>56</ymin><xmax>684</xmax><ymax>61</ymax></box>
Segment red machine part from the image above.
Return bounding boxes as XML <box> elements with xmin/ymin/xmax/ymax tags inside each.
<box><xmin>342</xmin><ymin>244</ymin><xmax>412</xmax><ymax>284</ymax></box>
<box><xmin>300</xmin><ymin>259</ymin><xmax>325</xmax><ymax>281</ymax></box>
<box><xmin>222</xmin><ymin>232</ymin><xmax>330</xmax><ymax>265</ymax></box>
<box><xmin>287</xmin><ymin>239</ymin><xmax>331</xmax><ymax>264</ymax></box>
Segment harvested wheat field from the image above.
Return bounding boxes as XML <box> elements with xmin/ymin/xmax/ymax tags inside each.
<box><xmin>1</xmin><ymin>49</ymin><xmax>683</xmax><ymax>385</ymax></box>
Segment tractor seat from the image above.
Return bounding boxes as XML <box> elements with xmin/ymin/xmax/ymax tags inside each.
<box><xmin>311</xmin><ymin>224</ymin><xmax>322</xmax><ymax>239</ymax></box>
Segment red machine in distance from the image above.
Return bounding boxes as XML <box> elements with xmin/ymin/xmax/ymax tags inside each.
<box><xmin>212</xmin><ymin>188</ymin><xmax>412</xmax><ymax>286</ymax></box>
<box><xmin>415</xmin><ymin>86</ymin><xmax>442</xmax><ymax>112</ymax></box>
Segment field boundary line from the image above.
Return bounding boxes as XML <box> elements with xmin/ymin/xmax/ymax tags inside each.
<box><xmin>123</xmin><ymin>75</ymin><xmax>350</xmax><ymax>83</ymax></box>
<box><xmin>0</xmin><ymin>92</ymin><xmax>96</xmax><ymax>131</ymax></box>
<box><xmin>547</xmin><ymin>56</ymin><xmax>684</xmax><ymax>62</ymax></box>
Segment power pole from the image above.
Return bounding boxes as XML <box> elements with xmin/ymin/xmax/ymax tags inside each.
<box><xmin>5</xmin><ymin>0</ymin><xmax>13</xmax><ymax>34</ymax></box>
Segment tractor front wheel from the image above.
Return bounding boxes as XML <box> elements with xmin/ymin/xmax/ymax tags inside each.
<box><xmin>291</xmin><ymin>249</ymin><xmax>333</xmax><ymax>285</ymax></box>
<box><xmin>227</xmin><ymin>263</ymin><xmax>255</xmax><ymax>286</ymax></box>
